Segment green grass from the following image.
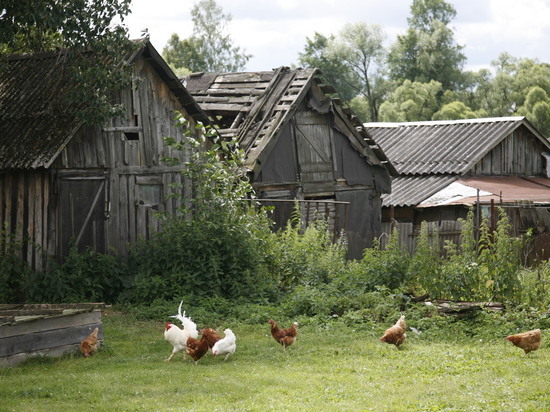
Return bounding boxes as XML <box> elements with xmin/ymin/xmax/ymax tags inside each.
<box><xmin>1</xmin><ymin>312</ymin><xmax>548</xmax><ymax>412</ymax></box>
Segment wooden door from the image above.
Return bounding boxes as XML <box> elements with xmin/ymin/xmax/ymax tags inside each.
<box><xmin>58</xmin><ymin>173</ymin><xmax>107</xmax><ymax>260</ymax></box>
<box><xmin>294</xmin><ymin>111</ymin><xmax>335</xmax><ymax>183</ymax></box>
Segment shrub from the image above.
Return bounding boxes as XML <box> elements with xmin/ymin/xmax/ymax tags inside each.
<box><xmin>270</xmin><ymin>214</ymin><xmax>349</xmax><ymax>291</ymax></box>
<box><xmin>354</xmin><ymin>230</ymin><xmax>410</xmax><ymax>291</ymax></box>
<box><xmin>25</xmin><ymin>245</ymin><xmax>129</xmax><ymax>303</ymax></box>
<box><xmin>127</xmin><ymin>114</ymin><xmax>278</xmax><ymax>303</ymax></box>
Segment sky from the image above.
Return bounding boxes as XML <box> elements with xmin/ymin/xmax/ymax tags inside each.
<box><xmin>123</xmin><ymin>0</ymin><xmax>550</xmax><ymax>73</ymax></box>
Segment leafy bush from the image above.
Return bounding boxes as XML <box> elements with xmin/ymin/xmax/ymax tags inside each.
<box><xmin>269</xmin><ymin>214</ymin><xmax>349</xmax><ymax>291</ymax></box>
<box><xmin>0</xmin><ymin>226</ymin><xmax>35</xmax><ymax>303</ymax></box>
<box><xmin>127</xmin><ymin>115</ymin><xmax>278</xmax><ymax>303</ymax></box>
<box><xmin>25</xmin><ymin>245</ymin><xmax>129</xmax><ymax>303</ymax></box>
<box><xmin>353</xmin><ymin>230</ymin><xmax>410</xmax><ymax>291</ymax></box>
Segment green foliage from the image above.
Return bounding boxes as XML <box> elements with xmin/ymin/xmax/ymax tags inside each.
<box><xmin>0</xmin><ymin>227</ymin><xmax>35</xmax><ymax>303</ymax></box>
<box><xmin>270</xmin><ymin>215</ymin><xmax>348</xmax><ymax>291</ymax></box>
<box><xmin>407</xmin><ymin>221</ymin><xmax>441</xmax><ymax>296</ymax></box>
<box><xmin>432</xmin><ymin>100</ymin><xmax>487</xmax><ymax>120</ymax></box>
<box><xmin>378</xmin><ymin>79</ymin><xmax>442</xmax><ymax>121</ymax></box>
<box><xmin>162</xmin><ymin>0</ymin><xmax>250</xmax><ymax>73</ymax></box>
<box><xmin>297</xmin><ymin>32</ymin><xmax>359</xmax><ymax>102</ymax></box>
<box><xmin>518</xmin><ymin>262</ymin><xmax>550</xmax><ymax>310</ymax></box>
<box><xmin>127</xmin><ymin>113</ymin><xmax>277</xmax><ymax>303</ymax></box>
<box><xmin>29</xmin><ymin>246</ymin><xmax>129</xmax><ymax>303</ymax></box>
<box><xmin>355</xmin><ymin>231</ymin><xmax>411</xmax><ymax>291</ymax></box>
<box><xmin>387</xmin><ymin>0</ymin><xmax>466</xmax><ymax>91</ymax></box>
<box><xmin>326</xmin><ymin>22</ymin><xmax>388</xmax><ymax>121</ymax></box>
<box><xmin>0</xmin><ymin>0</ymin><xmax>136</xmax><ymax>124</ymax></box>
<box><xmin>477</xmin><ymin>208</ymin><xmax>523</xmax><ymax>301</ymax></box>
<box><xmin>0</xmin><ymin>235</ymin><xmax>129</xmax><ymax>304</ymax></box>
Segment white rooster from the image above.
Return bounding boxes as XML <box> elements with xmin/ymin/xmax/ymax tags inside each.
<box><xmin>170</xmin><ymin>301</ymin><xmax>198</xmax><ymax>339</ymax></box>
<box><xmin>163</xmin><ymin>302</ymin><xmax>199</xmax><ymax>362</ymax></box>
<box><xmin>164</xmin><ymin>322</ymin><xmax>191</xmax><ymax>362</ymax></box>
<box><xmin>212</xmin><ymin>328</ymin><xmax>236</xmax><ymax>361</ymax></box>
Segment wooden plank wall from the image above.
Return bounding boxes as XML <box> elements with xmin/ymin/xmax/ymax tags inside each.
<box><xmin>0</xmin><ymin>53</ymin><xmax>200</xmax><ymax>270</ymax></box>
<box><xmin>0</xmin><ymin>309</ymin><xmax>102</xmax><ymax>368</ymax></box>
<box><xmin>473</xmin><ymin>128</ymin><xmax>545</xmax><ymax>176</ymax></box>
<box><xmin>0</xmin><ymin>171</ymin><xmax>53</xmax><ymax>272</ymax></box>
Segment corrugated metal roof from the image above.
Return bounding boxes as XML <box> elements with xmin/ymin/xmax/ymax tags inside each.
<box><xmin>418</xmin><ymin>176</ymin><xmax>550</xmax><ymax>208</ymax></box>
<box><xmin>0</xmin><ymin>41</ymin><xmax>209</xmax><ymax>170</ymax></box>
<box><xmin>184</xmin><ymin>68</ymin><xmax>397</xmax><ymax>176</ymax></box>
<box><xmin>364</xmin><ymin>117</ymin><xmax>550</xmax><ymax>175</ymax></box>
<box><xmin>382</xmin><ymin>175</ymin><xmax>459</xmax><ymax>207</ymax></box>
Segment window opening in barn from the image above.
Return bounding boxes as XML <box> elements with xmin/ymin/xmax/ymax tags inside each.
<box><xmin>124</xmin><ymin>131</ymin><xmax>139</xmax><ymax>141</ymax></box>
<box><xmin>136</xmin><ymin>176</ymin><xmax>162</xmax><ymax>208</ymax></box>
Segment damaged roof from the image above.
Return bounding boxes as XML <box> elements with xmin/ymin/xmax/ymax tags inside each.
<box><xmin>184</xmin><ymin>67</ymin><xmax>396</xmax><ymax>176</ymax></box>
<box><xmin>0</xmin><ymin>40</ymin><xmax>209</xmax><ymax>170</ymax></box>
<box><xmin>419</xmin><ymin>176</ymin><xmax>550</xmax><ymax>207</ymax></box>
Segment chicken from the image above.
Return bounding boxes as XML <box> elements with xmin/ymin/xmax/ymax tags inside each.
<box><xmin>80</xmin><ymin>327</ymin><xmax>99</xmax><ymax>358</ymax></box>
<box><xmin>269</xmin><ymin>319</ymin><xmax>298</xmax><ymax>351</ymax></box>
<box><xmin>170</xmin><ymin>301</ymin><xmax>199</xmax><ymax>339</ymax></box>
<box><xmin>164</xmin><ymin>322</ymin><xmax>192</xmax><ymax>362</ymax></box>
<box><xmin>380</xmin><ymin>315</ymin><xmax>407</xmax><ymax>347</ymax></box>
<box><xmin>211</xmin><ymin>328</ymin><xmax>237</xmax><ymax>361</ymax></box>
<box><xmin>201</xmin><ymin>328</ymin><xmax>222</xmax><ymax>349</ymax></box>
<box><xmin>506</xmin><ymin>329</ymin><xmax>542</xmax><ymax>354</ymax></box>
<box><xmin>186</xmin><ymin>334</ymin><xmax>210</xmax><ymax>364</ymax></box>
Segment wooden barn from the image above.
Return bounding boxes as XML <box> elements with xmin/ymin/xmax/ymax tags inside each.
<box><xmin>365</xmin><ymin>117</ymin><xmax>550</xmax><ymax>258</ymax></box>
<box><xmin>0</xmin><ymin>40</ymin><xmax>210</xmax><ymax>271</ymax></box>
<box><xmin>184</xmin><ymin>67</ymin><xmax>396</xmax><ymax>258</ymax></box>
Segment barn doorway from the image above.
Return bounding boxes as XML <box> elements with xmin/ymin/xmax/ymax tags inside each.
<box><xmin>57</xmin><ymin>173</ymin><xmax>108</xmax><ymax>260</ymax></box>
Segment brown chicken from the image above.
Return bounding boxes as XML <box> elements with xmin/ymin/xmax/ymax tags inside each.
<box><xmin>506</xmin><ymin>329</ymin><xmax>542</xmax><ymax>354</ymax></box>
<box><xmin>80</xmin><ymin>327</ymin><xmax>99</xmax><ymax>358</ymax></box>
<box><xmin>201</xmin><ymin>328</ymin><xmax>222</xmax><ymax>349</ymax></box>
<box><xmin>380</xmin><ymin>315</ymin><xmax>407</xmax><ymax>347</ymax></box>
<box><xmin>269</xmin><ymin>319</ymin><xmax>298</xmax><ymax>351</ymax></box>
<box><xmin>186</xmin><ymin>334</ymin><xmax>210</xmax><ymax>363</ymax></box>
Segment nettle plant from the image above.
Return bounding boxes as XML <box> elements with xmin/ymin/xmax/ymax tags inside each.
<box><xmin>128</xmin><ymin>113</ymin><xmax>277</xmax><ymax>302</ymax></box>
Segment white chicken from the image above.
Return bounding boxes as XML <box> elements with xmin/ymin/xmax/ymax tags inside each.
<box><xmin>170</xmin><ymin>301</ymin><xmax>198</xmax><ymax>339</ymax></box>
<box><xmin>212</xmin><ymin>328</ymin><xmax>236</xmax><ymax>361</ymax></box>
<box><xmin>164</xmin><ymin>302</ymin><xmax>199</xmax><ymax>361</ymax></box>
<box><xmin>164</xmin><ymin>322</ymin><xmax>192</xmax><ymax>362</ymax></box>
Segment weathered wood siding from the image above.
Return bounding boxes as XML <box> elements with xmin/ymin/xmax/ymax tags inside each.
<box><xmin>0</xmin><ymin>304</ymin><xmax>103</xmax><ymax>367</ymax></box>
<box><xmin>0</xmin><ymin>171</ymin><xmax>53</xmax><ymax>271</ymax></box>
<box><xmin>472</xmin><ymin>127</ymin><xmax>546</xmax><ymax>176</ymax></box>
<box><xmin>1</xmin><ymin>54</ymin><xmax>199</xmax><ymax>269</ymax></box>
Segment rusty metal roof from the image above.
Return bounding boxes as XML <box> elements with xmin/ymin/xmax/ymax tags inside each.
<box><xmin>364</xmin><ymin>117</ymin><xmax>550</xmax><ymax>175</ymax></box>
<box><xmin>419</xmin><ymin>176</ymin><xmax>550</xmax><ymax>207</ymax></box>
<box><xmin>184</xmin><ymin>67</ymin><xmax>397</xmax><ymax>176</ymax></box>
<box><xmin>0</xmin><ymin>41</ymin><xmax>209</xmax><ymax>170</ymax></box>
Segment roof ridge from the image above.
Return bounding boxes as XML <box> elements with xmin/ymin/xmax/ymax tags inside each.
<box><xmin>364</xmin><ymin>116</ymin><xmax>525</xmax><ymax>128</ymax></box>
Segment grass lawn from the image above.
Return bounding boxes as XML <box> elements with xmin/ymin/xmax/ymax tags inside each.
<box><xmin>1</xmin><ymin>311</ymin><xmax>548</xmax><ymax>411</ymax></box>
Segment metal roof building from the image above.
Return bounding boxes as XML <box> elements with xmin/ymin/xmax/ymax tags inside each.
<box><xmin>365</xmin><ymin>117</ymin><xmax>550</xmax><ymax>259</ymax></box>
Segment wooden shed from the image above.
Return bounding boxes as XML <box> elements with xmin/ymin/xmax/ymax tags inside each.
<box><xmin>185</xmin><ymin>67</ymin><xmax>396</xmax><ymax>258</ymax></box>
<box><xmin>0</xmin><ymin>40</ymin><xmax>210</xmax><ymax>270</ymax></box>
<box><xmin>365</xmin><ymin>117</ymin><xmax>550</xmax><ymax>258</ymax></box>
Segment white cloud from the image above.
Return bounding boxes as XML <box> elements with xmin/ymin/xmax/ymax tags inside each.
<box><xmin>125</xmin><ymin>0</ymin><xmax>550</xmax><ymax>72</ymax></box>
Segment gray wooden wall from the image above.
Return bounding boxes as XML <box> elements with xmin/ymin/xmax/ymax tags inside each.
<box><xmin>0</xmin><ymin>55</ymin><xmax>199</xmax><ymax>270</ymax></box>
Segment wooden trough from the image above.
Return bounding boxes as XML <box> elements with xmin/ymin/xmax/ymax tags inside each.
<box><xmin>0</xmin><ymin>303</ymin><xmax>104</xmax><ymax>368</ymax></box>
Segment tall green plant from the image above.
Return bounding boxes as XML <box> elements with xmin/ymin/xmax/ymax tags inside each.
<box><xmin>129</xmin><ymin>114</ymin><xmax>276</xmax><ymax>303</ymax></box>
<box><xmin>272</xmin><ymin>213</ymin><xmax>348</xmax><ymax>291</ymax></box>
<box><xmin>356</xmin><ymin>229</ymin><xmax>410</xmax><ymax>291</ymax></box>
<box><xmin>477</xmin><ymin>208</ymin><xmax>522</xmax><ymax>301</ymax></box>
<box><xmin>408</xmin><ymin>221</ymin><xmax>441</xmax><ymax>296</ymax></box>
